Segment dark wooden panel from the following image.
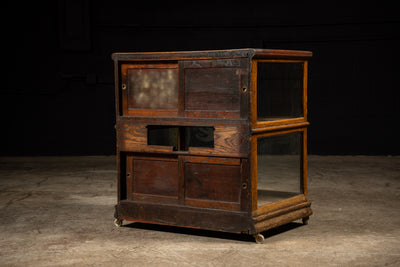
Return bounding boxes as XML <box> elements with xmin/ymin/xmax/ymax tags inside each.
<box><xmin>240</xmin><ymin>70</ymin><xmax>250</xmax><ymax>120</ymax></box>
<box><xmin>183</xmin><ymin>58</ymin><xmax>245</xmax><ymax>68</ymax></box>
<box><xmin>188</xmin><ymin>125</ymin><xmax>249</xmax><ymax>157</ymax></box>
<box><xmin>118</xmin><ymin>123</ymin><xmax>147</xmax><ymax>147</ymax></box>
<box><xmin>116</xmin><ymin>201</ymin><xmax>253</xmax><ymax>234</ymax></box>
<box><xmin>118</xmin><ymin>122</ymin><xmax>250</xmax><ymax>156</ymax></box>
<box><xmin>185</xmin><ymin>162</ymin><xmax>241</xmax><ymax>203</ymax></box>
<box><xmin>253</xmin><ymin>49</ymin><xmax>312</xmax><ymax>59</ymax></box>
<box><xmin>132</xmin><ymin>157</ymin><xmax>179</xmax><ymax>198</ymax></box>
<box><xmin>112</xmin><ymin>49</ymin><xmax>256</xmax><ymax>61</ymax></box>
<box><xmin>184</xmin><ymin>110</ymin><xmax>240</xmax><ymax>119</ymax></box>
<box><xmin>117</xmin><ymin>123</ymin><xmax>174</xmax><ymax>153</ymax></box>
<box><xmin>185</xmin><ymin>156</ymin><xmax>240</xmax><ymax>165</ymax></box>
<box><xmin>118</xmin><ymin>152</ymin><xmax>127</xmax><ymax>201</ymax></box>
<box><xmin>254</xmin><ymin>206</ymin><xmax>312</xmax><ymax>234</ymax></box>
<box><xmin>117</xmin><ymin>114</ymin><xmax>248</xmax><ymax>126</ymax></box>
<box><xmin>240</xmin><ymin>159</ymin><xmax>251</xmax><ymax>211</ymax></box>
<box><xmin>185</xmin><ymin>68</ymin><xmax>241</xmax><ymax>111</ymax></box>
<box><xmin>112</xmin><ymin>49</ymin><xmax>312</xmax><ymax>63</ymax></box>
<box><xmin>126</xmin><ymin>154</ymin><xmax>133</xmax><ymax>200</ymax></box>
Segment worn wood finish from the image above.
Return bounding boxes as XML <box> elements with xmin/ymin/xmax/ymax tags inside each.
<box><xmin>250</xmin><ymin>134</ymin><xmax>258</xmax><ymax>211</ymax></box>
<box><xmin>184</xmin><ymin>110</ymin><xmax>240</xmax><ymax>119</ymax></box>
<box><xmin>252</xmin><ymin>194</ymin><xmax>308</xmax><ymax>217</ymax></box>
<box><xmin>125</xmin><ymin>154</ymin><xmax>132</xmax><ymax>200</ymax></box>
<box><xmin>182</xmin><ymin>58</ymin><xmax>246</xmax><ymax>118</ymax></box>
<box><xmin>117</xmin><ymin>115</ymin><xmax>248</xmax><ymax>126</ymax></box>
<box><xmin>113</xmin><ymin>48</ymin><xmax>312</xmax><ymax>241</ymax></box>
<box><xmin>184</xmin><ymin>155</ymin><xmax>240</xmax><ymax>165</ymax></box>
<box><xmin>117</xmin><ymin>122</ymin><xmax>249</xmax><ymax>157</ymax></box>
<box><xmin>117</xmin><ymin>123</ymin><xmax>174</xmax><ymax>153</ymax></box>
<box><xmin>185</xmin><ymin>162</ymin><xmax>241</xmax><ymax>203</ymax></box>
<box><xmin>253</xmin><ymin>201</ymin><xmax>312</xmax><ymax>222</ymax></box>
<box><xmin>117</xmin><ymin>152</ymin><xmax>124</xmax><ymax>201</ymax></box>
<box><xmin>185</xmin><ymin>67</ymin><xmax>241</xmax><ymax>111</ymax></box>
<box><xmin>112</xmin><ymin>49</ymin><xmax>312</xmax><ymax>62</ymax></box>
<box><xmin>132</xmin><ymin>157</ymin><xmax>179</xmax><ymax>198</ymax></box>
<box><xmin>253</xmin><ymin>207</ymin><xmax>313</xmax><ymax>234</ymax></box>
<box><xmin>240</xmin><ymin>159</ymin><xmax>251</xmax><ymax>211</ymax></box>
<box><xmin>250</xmin><ymin>60</ymin><xmax>258</xmax><ymax>129</ymax></box>
<box><xmin>251</xmin><ymin>121</ymin><xmax>309</xmax><ymax>134</ymax></box>
<box><xmin>188</xmin><ymin>125</ymin><xmax>249</xmax><ymax>157</ymax></box>
<box><xmin>116</xmin><ymin>201</ymin><xmax>252</xmax><ymax>234</ymax></box>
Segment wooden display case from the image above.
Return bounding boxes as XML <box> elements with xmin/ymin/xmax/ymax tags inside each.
<box><xmin>112</xmin><ymin>49</ymin><xmax>312</xmax><ymax>243</ymax></box>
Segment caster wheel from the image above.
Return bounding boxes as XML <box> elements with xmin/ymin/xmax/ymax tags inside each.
<box><xmin>302</xmin><ymin>217</ymin><xmax>309</xmax><ymax>225</ymax></box>
<box><xmin>253</xmin><ymin>233</ymin><xmax>265</xmax><ymax>244</ymax></box>
<box><xmin>114</xmin><ymin>218</ymin><xmax>123</xmax><ymax>227</ymax></box>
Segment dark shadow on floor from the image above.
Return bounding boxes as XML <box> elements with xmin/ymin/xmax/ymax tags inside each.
<box><xmin>122</xmin><ymin>221</ymin><xmax>304</xmax><ymax>243</ymax></box>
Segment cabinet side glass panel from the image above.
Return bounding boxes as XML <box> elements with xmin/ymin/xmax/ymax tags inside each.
<box><xmin>257</xmin><ymin>132</ymin><xmax>303</xmax><ymax>207</ymax></box>
<box><xmin>257</xmin><ymin>62</ymin><xmax>303</xmax><ymax>121</ymax></box>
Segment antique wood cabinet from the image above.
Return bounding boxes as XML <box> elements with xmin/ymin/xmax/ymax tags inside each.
<box><xmin>112</xmin><ymin>49</ymin><xmax>312</xmax><ymax>243</ymax></box>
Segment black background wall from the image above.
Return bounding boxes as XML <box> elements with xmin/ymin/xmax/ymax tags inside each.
<box><xmin>2</xmin><ymin>1</ymin><xmax>399</xmax><ymax>156</ymax></box>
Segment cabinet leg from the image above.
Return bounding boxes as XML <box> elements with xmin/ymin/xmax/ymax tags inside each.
<box><xmin>253</xmin><ymin>233</ymin><xmax>265</xmax><ymax>244</ymax></box>
<box><xmin>114</xmin><ymin>218</ymin><xmax>123</xmax><ymax>227</ymax></box>
<box><xmin>302</xmin><ymin>216</ymin><xmax>309</xmax><ymax>225</ymax></box>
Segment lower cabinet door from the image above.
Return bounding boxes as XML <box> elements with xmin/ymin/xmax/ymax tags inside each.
<box><xmin>128</xmin><ymin>155</ymin><xmax>179</xmax><ymax>203</ymax></box>
<box><xmin>126</xmin><ymin>154</ymin><xmax>243</xmax><ymax>210</ymax></box>
<box><xmin>184</xmin><ymin>156</ymin><xmax>242</xmax><ymax>210</ymax></box>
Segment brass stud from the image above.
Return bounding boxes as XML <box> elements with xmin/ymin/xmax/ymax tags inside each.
<box><xmin>122</xmin><ymin>84</ymin><xmax>127</xmax><ymax>90</ymax></box>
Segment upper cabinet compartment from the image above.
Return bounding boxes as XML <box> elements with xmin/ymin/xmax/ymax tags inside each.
<box><xmin>253</xmin><ymin>60</ymin><xmax>308</xmax><ymax>127</ymax></box>
<box><xmin>257</xmin><ymin>62</ymin><xmax>303</xmax><ymax>120</ymax></box>
<box><xmin>112</xmin><ymin>49</ymin><xmax>311</xmax><ymax>121</ymax></box>
<box><xmin>121</xmin><ymin>63</ymin><xmax>179</xmax><ymax>116</ymax></box>
<box><xmin>119</xmin><ymin>58</ymin><xmax>247</xmax><ymax>119</ymax></box>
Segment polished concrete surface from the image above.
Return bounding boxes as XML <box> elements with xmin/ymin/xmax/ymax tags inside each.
<box><xmin>0</xmin><ymin>156</ymin><xmax>399</xmax><ymax>266</ymax></box>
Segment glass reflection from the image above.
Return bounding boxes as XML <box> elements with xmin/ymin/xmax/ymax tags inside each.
<box><xmin>257</xmin><ymin>62</ymin><xmax>303</xmax><ymax>121</ymax></box>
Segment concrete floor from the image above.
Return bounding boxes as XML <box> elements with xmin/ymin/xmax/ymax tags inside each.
<box><xmin>0</xmin><ymin>156</ymin><xmax>399</xmax><ymax>266</ymax></box>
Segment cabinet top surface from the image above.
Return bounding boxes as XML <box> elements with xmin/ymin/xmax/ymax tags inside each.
<box><xmin>112</xmin><ymin>48</ymin><xmax>312</xmax><ymax>61</ymax></box>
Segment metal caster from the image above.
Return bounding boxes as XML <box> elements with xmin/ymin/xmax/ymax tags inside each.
<box><xmin>253</xmin><ymin>233</ymin><xmax>265</xmax><ymax>244</ymax></box>
<box><xmin>302</xmin><ymin>217</ymin><xmax>309</xmax><ymax>225</ymax></box>
<box><xmin>114</xmin><ymin>218</ymin><xmax>123</xmax><ymax>227</ymax></box>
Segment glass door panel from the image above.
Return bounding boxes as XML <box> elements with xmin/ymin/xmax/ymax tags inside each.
<box><xmin>257</xmin><ymin>62</ymin><xmax>304</xmax><ymax>121</ymax></box>
<box><xmin>257</xmin><ymin>131</ymin><xmax>303</xmax><ymax>207</ymax></box>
